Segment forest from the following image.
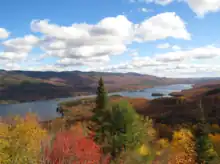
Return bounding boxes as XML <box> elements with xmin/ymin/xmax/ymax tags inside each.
<box><xmin>0</xmin><ymin>77</ymin><xmax>220</xmax><ymax>164</ymax></box>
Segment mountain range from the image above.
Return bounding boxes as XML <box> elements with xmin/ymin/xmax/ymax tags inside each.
<box><xmin>1</xmin><ymin>70</ymin><xmax>220</xmax><ymax>103</ymax></box>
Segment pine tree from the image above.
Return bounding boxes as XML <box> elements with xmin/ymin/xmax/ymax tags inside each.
<box><xmin>195</xmin><ymin>98</ymin><xmax>220</xmax><ymax>163</ymax></box>
<box><xmin>92</xmin><ymin>77</ymin><xmax>109</xmax><ymax>144</ymax></box>
<box><xmin>95</xmin><ymin>77</ymin><xmax>108</xmax><ymax>111</ymax></box>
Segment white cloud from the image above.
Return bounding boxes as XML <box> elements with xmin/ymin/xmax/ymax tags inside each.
<box><xmin>3</xmin><ymin>35</ymin><xmax>39</xmax><ymax>54</ymax></box>
<box><xmin>31</xmin><ymin>16</ymin><xmax>133</xmax><ymax>63</ymax></box>
<box><xmin>129</xmin><ymin>51</ymin><xmax>139</xmax><ymax>57</ymax></box>
<box><xmin>185</xmin><ymin>0</ymin><xmax>220</xmax><ymax>17</ymax></box>
<box><xmin>0</xmin><ymin>35</ymin><xmax>39</xmax><ymax>72</ymax></box>
<box><xmin>1</xmin><ymin>35</ymin><xmax>39</xmax><ymax>62</ymax></box>
<box><xmin>172</xmin><ymin>45</ymin><xmax>181</xmax><ymax>51</ymax></box>
<box><xmin>86</xmin><ymin>45</ymin><xmax>220</xmax><ymax>78</ymax></box>
<box><xmin>157</xmin><ymin>43</ymin><xmax>181</xmax><ymax>50</ymax></box>
<box><xmin>57</xmin><ymin>55</ymin><xmax>110</xmax><ymax>66</ymax></box>
<box><xmin>89</xmin><ymin>56</ymin><xmax>167</xmax><ymax>73</ymax></box>
<box><xmin>152</xmin><ymin>0</ymin><xmax>174</xmax><ymax>5</ymax></box>
<box><xmin>131</xmin><ymin>0</ymin><xmax>220</xmax><ymax>17</ymax></box>
<box><xmin>131</xmin><ymin>0</ymin><xmax>174</xmax><ymax>5</ymax></box>
<box><xmin>29</xmin><ymin>13</ymin><xmax>190</xmax><ymax>68</ymax></box>
<box><xmin>0</xmin><ymin>52</ymin><xmax>27</xmax><ymax>61</ymax></box>
<box><xmin>157</xmin><ymin>43</ymin><xmax>171</xmax><ymax>49</ymax></box>
<box><xmin>134</xmin><ymin>12</ymin><xmax>191</xmax><ymax>42</ymax></box>
<box><xmin>3</xmin><ymin>62</ymin><xmax>21</xmax><ymax>70</ymax></box>
<box><xmin>0</xmin><ymin>28</ymin><xmax>10</xmax><ymax>39</ymax></box>
<box><xmin>155</xmin><ymin>45</ymin><xmax>220</xmax><ymax>62</ymax></box>
<box><xmin>138</xmin><ymin>8</ymin><xmax>153</xmax><ymax>13</ymax></box>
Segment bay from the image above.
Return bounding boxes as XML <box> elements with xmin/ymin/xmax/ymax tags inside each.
<box><xmin>0</xmin><ymin>84</ymin><xmax>193</xmax><ymax>121</ymax></box>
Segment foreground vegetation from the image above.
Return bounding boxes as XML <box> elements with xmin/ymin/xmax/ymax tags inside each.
<box><xmin>0</xmin><ymin>77</ymin><xmax>220</xmax><ymax>163</ymax></box>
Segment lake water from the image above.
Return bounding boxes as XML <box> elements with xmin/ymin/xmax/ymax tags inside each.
<box><xmin>0</xmin><ymin>84</ymin><xmax>193</xmax><ymax>121</ymax></box>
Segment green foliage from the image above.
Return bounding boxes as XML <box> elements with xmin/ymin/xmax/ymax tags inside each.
<box><xmin>196</xmin><ymin>134</ymin><xmax>220</xmax><ymax>163</ymax></box>
<box><xmin>95</xmin><ymin>77</ymin><xmax>108</xmax><ymax>110</ymax></box>
<box><xmin>94</xmin><ymin>100</ymin><xmax>155</xmax><ymax>162</ymax></box>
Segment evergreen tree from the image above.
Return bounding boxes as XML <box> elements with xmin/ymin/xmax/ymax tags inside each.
<box><xmin>95</xmin><ymin>77</ymin><xmax>108</xmax><ymax>111</ymax></box>
<box><xmin>94</xmin><ymin>100</ymin><xmax>155</xmax><ymax>162</ymax></box>
<box><xmin>92</xmin><ymin>77</ymin><xmax>109</xmax><ymax>145</ymax></box>
<box><xmin>194</xmin><ymin>98</ymin><xmax>220</xmax><ymax>163</ymax></box>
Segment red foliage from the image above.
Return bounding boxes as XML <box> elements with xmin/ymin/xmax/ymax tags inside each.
<box><xmin>43</xmin><ymin>129</ymin><xmax>110</xmax><ymax>164</ymax></box>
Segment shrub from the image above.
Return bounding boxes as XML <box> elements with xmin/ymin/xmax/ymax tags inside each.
<box><xmin>42</xmin><ymin>129</ymin><xmax>109</xmax><ymax>164</ymax></box>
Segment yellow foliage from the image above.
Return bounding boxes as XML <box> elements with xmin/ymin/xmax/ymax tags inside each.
<box><xmin>138</xmin><ymin>144</ymin><xmax>150</xmax><ymax>156</ymax></box>
<box><xmin>0</xmin><ymin>123</ymin><xmax>10</xmax><ymax>163</ymax></box>
<box><xmin>0</xmin><ymin>114</ymin><xmax>47</xmax><ymax>164</ymax></box>
<box><xmin>169</xmin><ymin>129</ymin><xmax>197</xmax><ymax>164</ymax></box>
<box><xmin>157</xmin><ymin>138</ymin><xmax>169</xmax><ymax>149</ymax></box>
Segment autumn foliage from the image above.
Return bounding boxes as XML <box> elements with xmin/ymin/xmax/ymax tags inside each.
<box><xmin>0</xmin><ymin>113</ymin><xmax>47</xmax><ymax>164</ymax></box>
<box><xmin>42</xmin><ymin>128</ymin><xmax>109</xmax><ymax>164</ymax></box>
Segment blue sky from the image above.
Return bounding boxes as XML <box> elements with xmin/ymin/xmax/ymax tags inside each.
<box><xmin>1</xmin><ymin>0</ymin><xmax>220</xmax><ymax>77</ymax></box>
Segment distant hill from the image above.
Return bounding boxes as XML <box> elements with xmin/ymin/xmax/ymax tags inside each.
<box><xmin>0</xmin><ymin>70</ymin><xmax>219</xmax><ymax>103</ymax></box>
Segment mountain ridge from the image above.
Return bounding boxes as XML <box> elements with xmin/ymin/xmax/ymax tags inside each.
<box><xmin>0</xmin><ymin>69</ymin><xmax>220</xmax><ymax>103</ymax></box>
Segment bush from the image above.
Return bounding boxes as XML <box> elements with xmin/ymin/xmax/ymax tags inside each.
<box><xmin>42</xmin><ymin>129</ymin><xmax>109</xmax><ymax>164</ymax></box>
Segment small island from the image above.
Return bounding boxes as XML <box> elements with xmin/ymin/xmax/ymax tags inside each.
<box><xmin>151</xmin><ymin>93</ymin><xmax>164</xmax><ymax>97</ymax></box>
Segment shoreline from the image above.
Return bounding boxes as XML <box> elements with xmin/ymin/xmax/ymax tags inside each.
<box><xmin>0</xmin><ymin>83</ymin><xmax>193</xmax><ymax>105</ymax></box>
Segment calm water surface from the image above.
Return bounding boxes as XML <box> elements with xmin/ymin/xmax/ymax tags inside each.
<box><xmin>0</xmin><ymin>84</ymin><xmax>192</xmax><ymax>121</ymax></box>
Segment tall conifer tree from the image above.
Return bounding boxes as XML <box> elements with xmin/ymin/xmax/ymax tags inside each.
<box><xmin>95</xmin><ymin>77</ymin><xmax>108</xmax><ymax>110</ymax></box>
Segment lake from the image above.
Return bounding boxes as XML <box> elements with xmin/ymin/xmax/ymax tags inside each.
<box><xmin>0</xmin><ymin>84</ymin><xmax>193</xmax><ymax>121</ymax></box>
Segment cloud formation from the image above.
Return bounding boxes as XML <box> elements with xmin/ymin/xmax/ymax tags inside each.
<box><xmin>29</xmin><ymin>12</ymin><xmax>190</xmax><ymax>67</ymax></box>
<box><xmin>155</xmin><ymin>45</ymin><xmax>220</xmax><ymax>62</ymax></box>
<box><xmin>131</xmin><ymin>0</ymin><xmax>173</xmax><ymax>5</ymax></box>
<box><xmin>86</xmin><ymin>45</ymin><xmax>220</xmax><ymax>77</ymax></box>
<box><xmin>157</xmin><ymin>43</ymin><xmax>171</xmax><ymax>49</ymax></box>
<box><xmin>0</xmin><ymin>28</ymin><xmax>10</xmax><ymax>39</ymax></box>
<box><xmin>135</xmin><ymin>12</ymin><xmax>191</xmax><ymax>42</ymax></box>
<box><xmin>131</xmin><ymin>0</ymin><xmax>220</xmax><ymax>17</ymax></box>
<box><xmin>1</xmin><ymin>35</ymin><xmax>39</xmax><ymax>61</ymax></box>
<box><xmin>2</xmin><ymin>11</ymin><xmax>219</xmax><ymax>77</ymax></box>
<box><xmin>157</xmin><ymin>43</ymin><xmax>181</xmax><ymax>51</ymax></box>
<box><xmin>186</xmin><ymin>0</ymin><xmax>220</xmax><ymax>17</ymax></box>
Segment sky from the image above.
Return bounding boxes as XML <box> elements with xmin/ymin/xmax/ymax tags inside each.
<box><xmin>1</xmin><ymin>0</ymin><xmax>220</xmax><ymax>78</ymax></box>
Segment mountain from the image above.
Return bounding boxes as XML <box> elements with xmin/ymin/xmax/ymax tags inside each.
<box><xmin>0</xmin><ymin>70</ymin><xmax>219</xmax><ymax>103</ymax></box>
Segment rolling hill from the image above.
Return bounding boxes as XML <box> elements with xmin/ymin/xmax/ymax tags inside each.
<box><xmin>0</xmin><ymin>69</ymin><xmax>219</xmax><ymax>103</ymax></box>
